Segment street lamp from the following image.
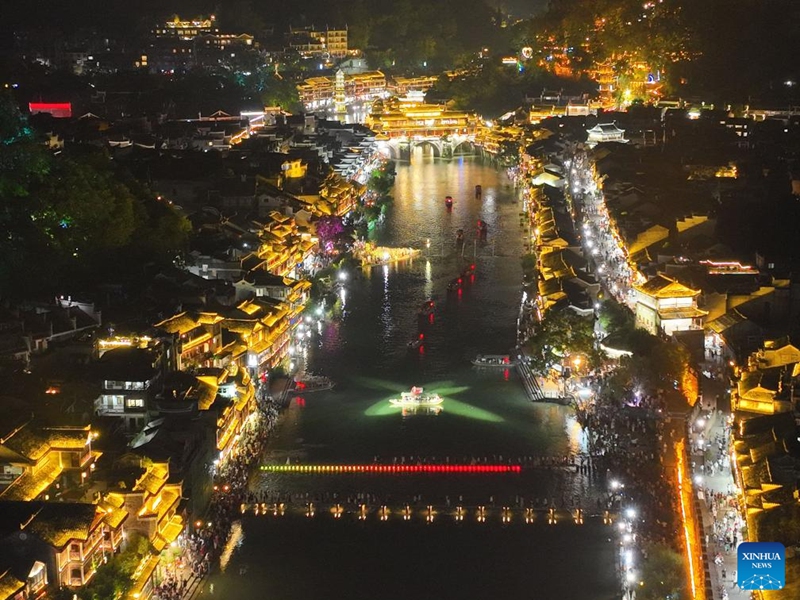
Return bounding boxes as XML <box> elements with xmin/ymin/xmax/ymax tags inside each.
<box><xmin>625</xmin><ymin>507</ymin><xmax>636</xmax><ymax>520</ymax></box>
<box><xmin>338</xmin><ymin>271</ymin><xmax>348</xmax><ymax>282</ymax></box>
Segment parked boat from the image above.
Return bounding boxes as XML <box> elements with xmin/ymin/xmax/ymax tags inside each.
<box><xmin>389</xmin><ymin>386</ymin><xmax>444</xmax><ymax>407</ymax></box>
<box><xmin>293</xmin><ymin>375</ymin><xmax>335</xmax><ymax>394</ymax></box>
<box><xmin>472</xmin><ymin>354</ymin><xmax>517</xmax><ymax>367</ymax></box>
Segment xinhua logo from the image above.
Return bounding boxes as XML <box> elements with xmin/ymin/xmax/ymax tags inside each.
<box><xmin>737</xmin><ymin>542</ymin><xmax>785</xmax><ymax>590</ymax></box>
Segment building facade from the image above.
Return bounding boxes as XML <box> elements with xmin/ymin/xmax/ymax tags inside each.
<box><xmin>634</xmin><ymin>274</ymin><xmax>707</xmax><ymax>336</ymax></box>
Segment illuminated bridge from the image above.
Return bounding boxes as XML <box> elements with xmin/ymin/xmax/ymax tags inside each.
<box><xmin>260</xmin><ymin>463</ymin><xmax>522</xmax><ymax>474</ymax></box>
<box><xmin>366</xmin><ymin>97</ymin><xmax>483</xmax><ymax>160</ymax></box>
<box><xmin>239</xmin><ymin>502</ymin><xmax>616</xmax><ymax>527</ymax></box>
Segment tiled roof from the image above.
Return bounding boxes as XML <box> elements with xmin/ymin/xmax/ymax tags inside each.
<box><xmin>635</xmin><ymin>274</ymin><xmax>699</xmax><ymax>298</ymax></box>
<box><xmin>2</xmin><ymin>429</ymin><xmax>50</xmax><ymax>463</ymax></box>
<box><xmin>24</xmin><ymin>502</ymin><xmax>98</xmax><ymax>549</ymax></box>
<box><xmin>133</xmin><ymin>462</ymin><xmax>169</xmax><ymax>495</ymax></box>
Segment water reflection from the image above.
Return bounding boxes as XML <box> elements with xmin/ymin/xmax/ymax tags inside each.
<box><xmin>424</xmin><ymin>259</ymin><xmax>432</xmax><ymax>299</ymax></box>
<box><xmin>225</xmin><ymin>157</ymin><xmax>615</xmax><ymax>600</ymax></box>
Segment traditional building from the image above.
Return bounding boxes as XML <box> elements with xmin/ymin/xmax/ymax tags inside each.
<box><xmin>218</xmin><ymin>299</ymin><xmax>293</xmax><ymax>376</ymax></box>
<box><xmin>586</xmin><ymin>123</ymin><xmax>627</xmax><ymax>146</ymax></box>
<box><xmin>297</xmin><ymin>71</ymin><xmax>386</xmax><ymax>110</ymax></box>
<box><xmin>100</xmin><ymin>459</ymin><xmax>184</xmax><ymax>555</ymax></box>
<box><xmin>732</xmin><ymin>339</ymin><xmax>800</xmax><ymax>415</ymax></box>
<box><xmin>633</xmin><ymin>274</ymin><xmax>707</xmax><ymax>336</ymax></box>
<box><xmin>0</xmin><ymin>423</ymin><xmax>97</xmax><ymax>502</ymax></box>
<box><xmin>730</xmin><ymin>412</ymin><xmax>800</xmax><ymax>557</ymax></box>
<box><xmin>0</xmin><ymin>501</ymin><xmax>127</xmax><ymax>589</ymax></box>
<box><xmin>155</xmin><ymin>312</ymin><xmax>224</xmax><ymax>371</ymax></box>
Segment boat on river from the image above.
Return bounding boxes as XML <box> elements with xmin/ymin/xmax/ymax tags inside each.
<box><xmin>419</xmin><ymin>299</ymin><xmax>435</xmax><ymax>316</ymax></box>
<box><xmin>445</xmin><ymin>196</ymin><xmax>453</xmax><ymax>209</ymax></box>
<box><xmin>293</xmin><ymin>375</ymin><xmax>335</xmax><ymax>394</ymax></box>
<box><xmin>401</xmin><ymin>405</ymin><xmax>443</xmax><ymax>417</ymax></box>
<box><xmin>407</xmin><ymin>333</ymin><xmax>425</xmax><ymax>349</ymax></box>
<box><xmin>389</xmin><ymin>386</ymin><xmax>443</xmax><ymax>407</ymax></box>
<box><xmin>472</xmin><ymin>354</ymin><xmax>517</xmax><ymax>367</ymax></box>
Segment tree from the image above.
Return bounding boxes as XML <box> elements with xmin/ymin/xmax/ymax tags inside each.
<box><xmin>0</xmin><ymin>96</ymin><xmax>190</xmax><ymax>299</ymax></box>
<box><xmin>638</xmin><ymin>542</ymin><xmax>688</xmax><ymax>600</ymax></box>
<box><xmin>598</xmin><ymin>299</ymin><xmax>633</xmax><ymax>333</ymax></box>
<box><xmin>526</xmin><ymin>309</ymin><xmax>597</xmax><ymax>374</ymax></box>
<box><xmin>38</xmin><ymin>157</ymin><xmax>138</xmax><ymax>257</ymax></box>
<box><xmin>260</xmin><ymin>75</ymin><xmax>301</xmax><ymax>113</ymax></box>
<box><xmin>368</xmin><ymin>162</ymin><xmax>396</xmax><ymax>196</ymax></box>
<box><xmin>315</xmin><ymin>216</ymin><xmax>346</xmax><ymax>253</ymax></box>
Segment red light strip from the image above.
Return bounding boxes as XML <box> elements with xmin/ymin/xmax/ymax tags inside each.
<box><xmin>260</xmin><ymin>464</ymin><xmax>522</xmax><ymax>474</ymax></box>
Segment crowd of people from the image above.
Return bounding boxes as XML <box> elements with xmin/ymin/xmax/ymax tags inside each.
<box><xmin>582</xmin><ymin>402</ymin><xmax>678</xmax><ymax>538</ymax></box>
<box><xmin>154</xmin><ymin>383</ymin><xmax>284</xmax><ymax>600</ymax></box>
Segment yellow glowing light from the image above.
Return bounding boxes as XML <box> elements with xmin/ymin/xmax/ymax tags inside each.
<box><xmin>676</xmin><ymin>440</ymin><xmax>703</xmax><ymax>599</ymax></box>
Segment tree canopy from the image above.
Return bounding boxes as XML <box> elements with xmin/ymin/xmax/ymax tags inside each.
<box><xmin>0</xmin><ymin>94</ymin><xmax>189</xmax><ymax>301</ymax></box>
<box><xmin>525</xmin><ymin>309</ymin><xmax>601</xmax><ymax>374</ymax></box>
<box><xmin>638</xmin><ymin>542</ymin><xmax>688</xmax><ymax>600</ymax></box>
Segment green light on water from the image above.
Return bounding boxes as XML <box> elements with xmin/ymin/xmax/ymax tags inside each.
<box><xmin>357</xmin><ymin>379</ymin><xmax>502</xmax><ymax>422</ymax></box>
<box><xmin>364</xmin><ymin>398</ymin><xmax>404</xmax><ymax>417</ymax></box>
<box><xmin>352</xmin><ymin>376</ymin><xmax>406</xmax><ymax>393</ymax></box>
<box><xmin>441</xmin><ymin>398</ymin><xmax>504</xmax><ymax>423</ymax></box>
<box><xmin>431</xmin><ymin>385</ymin><xmax>469</xmax><ymax>396</ymax></box>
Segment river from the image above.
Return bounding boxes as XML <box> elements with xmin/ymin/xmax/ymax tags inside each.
<box><xmin>208</xmin><ymin>155</ymin><xmax>619</xmax><ymax>600</ymax></box>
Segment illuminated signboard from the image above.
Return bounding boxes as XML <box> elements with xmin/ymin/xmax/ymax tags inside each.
<box><xmin>29</xmin><ymin>102</ymin><xmax>72</xmax><ymax>118</ymax></box>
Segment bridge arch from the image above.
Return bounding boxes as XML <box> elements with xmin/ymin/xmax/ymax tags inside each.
<box><xmin>413</xmin><ymin>140</ymin><xmax>443</xmax><ymax>158</ymax></box>
<box><xmin>452</xmin><ymin>140</ymin><xmax>478</xmax><ymax>156</ymax></box>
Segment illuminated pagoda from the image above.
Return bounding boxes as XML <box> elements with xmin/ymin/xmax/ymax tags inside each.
<box><xmin>633</xmin><ymin>274</ymin><xmax>707</xmax><ymax>336</ymax></box>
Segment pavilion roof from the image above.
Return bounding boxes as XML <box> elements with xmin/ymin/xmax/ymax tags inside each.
<box><xmin>634</xmin><ymin>274</ymin><xmax>700</xmax><ymax>298</ymax></box>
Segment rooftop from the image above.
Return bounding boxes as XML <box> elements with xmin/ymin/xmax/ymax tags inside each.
<box><xmin>0</xmin><ymin>501</ymin><xmax>100</xmax><ymax>550</ymax></box>
<box><xmin>635</xmin><ymin>274</ymin><xmax>700</xmax><ymax>298</ymax></box>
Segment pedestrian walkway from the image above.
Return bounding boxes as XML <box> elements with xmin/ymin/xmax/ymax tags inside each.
<box><xmin>689</xmin><ymin>406</ymin><xmax>749</xmax><ymax>600</ymax></box>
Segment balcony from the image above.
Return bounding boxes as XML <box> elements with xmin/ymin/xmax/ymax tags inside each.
<box><xmin>95</xmin><ymin>399</ymin><xmax>125</xmax><ymax>415</ymax></box>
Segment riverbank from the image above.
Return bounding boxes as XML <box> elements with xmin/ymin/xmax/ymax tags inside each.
<box><xmin>511</xmin><ymin>155</ymin><xmax>693</xmax><ymax>596</ymax></box>
<box><xmin>159</xmin><ymin>377</ymin><xmax>292</xmax><ymax>600</ymax></box>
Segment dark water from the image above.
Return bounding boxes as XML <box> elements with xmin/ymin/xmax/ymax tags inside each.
<box><xmin>211</xmin><ymin>157</ymin><xmax>619</xmax><ymax>600</ymax></box>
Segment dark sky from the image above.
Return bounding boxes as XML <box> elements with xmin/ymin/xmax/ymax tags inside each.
<box><xmin>3</xmin><ymin>0</ymin><xmax>549</xmax><ymax>32</ymax></box>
